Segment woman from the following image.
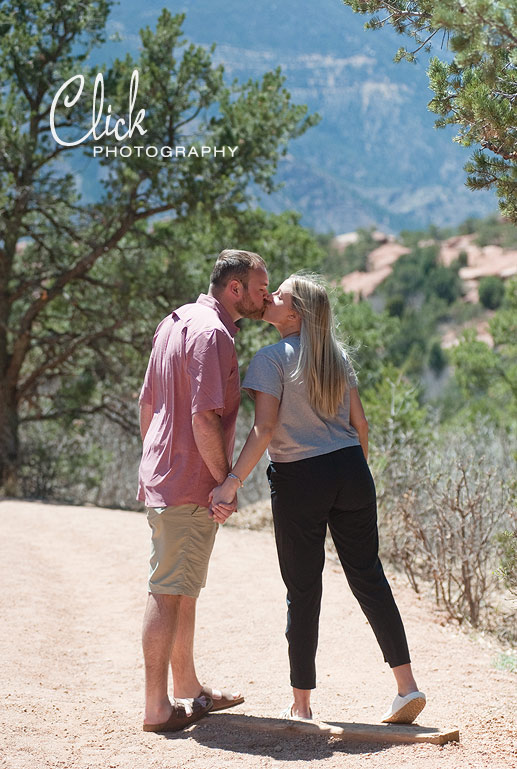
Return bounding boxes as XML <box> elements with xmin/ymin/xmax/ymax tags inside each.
<box><xmin>211</xmin><ymin>274</ymin><xmax>425</xmax><ymax>724</ymax></box>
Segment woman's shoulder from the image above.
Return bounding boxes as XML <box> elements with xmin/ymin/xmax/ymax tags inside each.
<box><xmin>253</xmin><ymin>336</ymin><xmax>300</xmax><ymax>362</ymax></box>
<box><xmin>244</xmin><ymin>339</ymin><xmax>289</xmax><ymax>389</ymax></box>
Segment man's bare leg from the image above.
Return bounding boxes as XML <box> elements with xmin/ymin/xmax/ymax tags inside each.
<box><xmin>142</xmin><ymin>593</ymin><xmax>181</xmax><ymax>724</ymax></box>
<box><xmin>170</xmin><ymin>595</ymin><xmax>203</xmax><ymax>698</ymax></box>
<box><xmin>171</xmin><ymin>596</ymin><xmax>242</xmax><ymax>704</ymax></box>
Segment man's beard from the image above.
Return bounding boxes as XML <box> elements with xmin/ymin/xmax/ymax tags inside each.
<box><xmin>235</xmin><ymin>295</ymin><xmax>266</xmax><ymax>320</ymax></box>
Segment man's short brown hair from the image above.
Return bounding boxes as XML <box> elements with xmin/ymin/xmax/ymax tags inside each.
<box><xmin>210</xmin><ymin>249</ymin><xmax>266</xmax><ymax>290</ymax></box>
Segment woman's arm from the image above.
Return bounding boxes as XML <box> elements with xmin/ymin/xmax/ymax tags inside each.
<box><xmin>349</xmin><ymin>387</ymin><xmax>369</xmax><ymax>461</ymax></box>
<box><xmin>210</xmin><ymin>390</ymin><xmax>280</xmax><ymax>522</ymax></box>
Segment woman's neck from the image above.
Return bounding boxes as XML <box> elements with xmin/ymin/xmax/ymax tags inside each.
<box><xmin>281</xmin><ymin>330</ymin><xmax>300</xmax><ymax>339</ymax></box>
<box><xmin>272</xmin><ymin>320</ymin><xmax>301</xmax><ymax>339</ymax></box>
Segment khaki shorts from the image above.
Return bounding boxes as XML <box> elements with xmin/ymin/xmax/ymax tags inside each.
<box><xmin>146</xmin><ymin>504</ymin><xmax>217</xmax><ymax>597</ymax></box>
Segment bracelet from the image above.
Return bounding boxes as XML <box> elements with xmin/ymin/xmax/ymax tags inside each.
<box><xmin>227</xmin><ymin>472</ymin><xmax>243</xmax><ymax>488</ymax></box>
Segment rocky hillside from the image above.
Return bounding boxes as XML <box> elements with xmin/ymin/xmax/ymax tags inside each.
<box><xmin>339</xmin><ymin>232</ymin><xmax>517</xmax><ymax>301</ymax></box>
<box><xmin>337</xmin><ymin>229</ymin><xmax>517</xmax><ymax>347</ymax></box>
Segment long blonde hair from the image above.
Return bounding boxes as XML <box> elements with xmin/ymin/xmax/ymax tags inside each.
<box><xmin>289</xmin><ymin>274</ymin><xmax>349</xmax><ymax>418</ymax></box>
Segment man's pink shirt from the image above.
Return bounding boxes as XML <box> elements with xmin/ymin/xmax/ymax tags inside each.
<box><xmin>137</xmin><ymin>294</ymin><xmax>241</xmax><ymax>509</ymax></box>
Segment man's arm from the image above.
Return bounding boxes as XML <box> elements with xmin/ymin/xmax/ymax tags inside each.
<box><xmin>191</xmin><ymin>409</ymin><xmax>231</xmax><ymax>486</ymax></box>
<box><xmin>140</xmin><ymin>401</ymin><xmax>153</xmax><ymax>441</ymax></box>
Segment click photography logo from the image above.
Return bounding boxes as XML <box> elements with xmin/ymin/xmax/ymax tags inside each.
<box><xmin>49</xmin><ymin>68</ymin><xmax>238</xmax><ymax>159</ymax></box>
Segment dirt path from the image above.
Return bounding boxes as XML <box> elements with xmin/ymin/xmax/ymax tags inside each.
<box><xmin>1</xmin><ymin>500</ymin><xmax>515</xmax><ymax>769</ymax></box>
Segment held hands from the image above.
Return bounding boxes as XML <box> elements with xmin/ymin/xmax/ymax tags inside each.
<box><xmin>209</xmin><ymin>476</ymin><xmax>240</xmax><ymax>524</ymax></box>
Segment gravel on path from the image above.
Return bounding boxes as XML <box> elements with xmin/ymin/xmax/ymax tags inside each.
<box><xmin>1</xmin><ymin>500</ymin><xmax>515</xmax><ymax>769</ymax></box>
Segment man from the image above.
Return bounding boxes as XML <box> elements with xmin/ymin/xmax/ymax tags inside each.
<box><xmin>138</xmin><ymin>249</ymin><xmax>270</xmax><ymax>732</ymax></box>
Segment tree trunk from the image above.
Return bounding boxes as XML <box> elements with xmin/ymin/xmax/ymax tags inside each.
<box><xmin>0</xmin><ymin>383</ymin><xmax>19</xmax><ymax>496</ymax></box>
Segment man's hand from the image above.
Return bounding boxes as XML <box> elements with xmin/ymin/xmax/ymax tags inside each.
<box><xmin>209</xmin><ymin>477</ymin><xmax>240</xmax><ymax>524</ymax></box>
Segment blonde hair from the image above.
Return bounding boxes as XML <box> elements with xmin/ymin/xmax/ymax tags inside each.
<box><xmin>289</xmin><ymin>273</ymin><xmax>349</xmax><ymax>418</ymax></box>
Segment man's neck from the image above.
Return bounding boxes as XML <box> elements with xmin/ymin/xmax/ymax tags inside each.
<box><xmin>207</xmin><ymin>287</ymin><xmax>240</xmax><ymax>322</ymax></box>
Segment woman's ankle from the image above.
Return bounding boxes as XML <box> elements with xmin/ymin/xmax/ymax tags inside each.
<box><xmin>292</xmin><ymin>687</ymin><xmax>312</xmax><ymax>718</ymax></box>
<box><xmin>392</xmin><ymin>663</ymin><xmax>418</xmax><ymax>697</ymax></box>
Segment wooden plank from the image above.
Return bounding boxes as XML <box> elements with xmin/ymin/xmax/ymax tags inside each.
<box><xmin>206</xmin><ymin>713</ymin><xmax>460</xmax><ymax>746</ymax></box>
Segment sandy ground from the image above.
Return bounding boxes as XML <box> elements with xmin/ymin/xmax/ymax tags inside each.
<box><xmin>1</xmin><ymin>499</ymin><xmax>516</xmax><ymax>769</ymax></box>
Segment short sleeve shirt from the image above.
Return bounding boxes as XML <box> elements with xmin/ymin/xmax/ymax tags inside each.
<box><xmin>242</xmin><ymin>335</ymin><xmax>360</xmax><ymax>462</ymax></box>
<box><xmin>137</xmin><ymin>294</ymin><xmax>240</xmax><ymax>508</ymax></box>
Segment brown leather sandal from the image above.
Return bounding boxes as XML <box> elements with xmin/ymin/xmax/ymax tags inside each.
<box><xmin>143</xmin><ymin>695</ymin><xmax>212</xmax><ymax>732</ymax></box>
<box><xmin>200</xmin><ymin>685</ymin><xmax>245</xmax><ymax>712</ymax></box>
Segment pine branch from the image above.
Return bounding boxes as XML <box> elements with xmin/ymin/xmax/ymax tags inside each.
<box><xmin>20</xmin><ymin>405</ymin><xmax>105</xmax><ymax>423</ymax></box>
<box><xmin>7</xmin><ymin>208</ymin><xmax>138</xmax><ymax>388</ymax></box>
<box><xmin>18</xmin><ymin>319</ymin><xmax>125</xmax><ymax>399</ymax></box>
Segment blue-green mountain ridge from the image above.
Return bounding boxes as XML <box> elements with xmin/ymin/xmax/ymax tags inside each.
<box><xmin>82</xmin><ymin>0</ymin><xmax>497</xmax><ymax>233</ymax></box>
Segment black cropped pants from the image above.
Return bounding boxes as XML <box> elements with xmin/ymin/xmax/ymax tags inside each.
<box><xmin>267</xmin><ymin>445</ymin><xmax>410</xmax><ymax>690</ymax></box>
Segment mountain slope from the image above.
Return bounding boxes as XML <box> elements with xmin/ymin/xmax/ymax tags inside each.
<box><xmin>82</xmin><ymin>0</ymin><xmax>497</xmax><ymax>232</ymax></box>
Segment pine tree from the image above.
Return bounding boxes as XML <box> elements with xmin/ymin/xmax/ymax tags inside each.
<box><xmin>0</xmin><ymin>1</ymin><xmax>318</xmax><ymax>492</ymax></box>
<box><xmin>342</xmin><ymin>1</ymin><xmax>517</xmax><ymax>221</ymax></box>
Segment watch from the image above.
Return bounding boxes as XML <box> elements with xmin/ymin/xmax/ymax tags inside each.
<box><xmin>227</xmin><ymin>472</ymin><xmax>243</xmax><ymax>487</ymax></box>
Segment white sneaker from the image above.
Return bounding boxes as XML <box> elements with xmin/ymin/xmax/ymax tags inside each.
<box><xmin>279</xmin><ymin>704</ymin><xmax>314</xmax><ymax>722</ymax></box>
<box><xmin>382</xmin><ymin>691</ymin><xmax>426</xmax><ymax>724</ymax></box>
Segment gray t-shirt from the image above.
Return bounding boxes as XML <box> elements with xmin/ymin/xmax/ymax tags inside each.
<box><xmin>242</xmin><ymin>335</ymin><xmax>360</xmax><ymax>462</ymax></box>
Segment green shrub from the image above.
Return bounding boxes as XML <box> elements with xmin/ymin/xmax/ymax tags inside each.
<box><xmin>475</xmin><ymin>215</ymin><xmax>517</xmax><ymax>249</ymax></box>
<box><xmin>343</xmin><ymin>227</ymin><xmax>378</xmax><ymax>273</ymax></box>
<box><xmin>457</xmin><ymin>250</ymin><xmax>469</xmax><ymax>268</ymax></box>
<box><xmin>425</xmin><ymin>265</ymin><xmax>462</xmax><ymax>304</ymax></box>
<box><xmin>429</xmin><ymin>340</ymin><xmax>448</xmax><ymax>374</ymax></box>
<box><xmin>479</xmin><ymin>276</ymin><xmax>505</xmax><ymax>309</ymax></box>
<box><xmin>385</xmin><ymin>295</ymin><xmax>405</xmax><ymax>317</ymax></box>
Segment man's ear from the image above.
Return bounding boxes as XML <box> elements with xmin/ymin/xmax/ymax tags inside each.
<box><xmin>227</xmin><ymin>279</ymin><xmax>242</xmax><ymax>298</ymax></box>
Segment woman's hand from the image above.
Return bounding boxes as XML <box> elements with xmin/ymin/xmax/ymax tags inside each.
<box><xmin>208</xmin><ymin>390</ymin><xmax>280</xmax><ymax>524</ymax></box>
<box><xmin>209</xmin><ymin>476</ymin><xmax>241</xmax><ymax>524</ymax></box>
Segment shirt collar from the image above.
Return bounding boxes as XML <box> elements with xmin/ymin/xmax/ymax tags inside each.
<box><xmin>196</xmin><ymin>293</ymin><xmax>239</xmax><ymax>337</ymax></box>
